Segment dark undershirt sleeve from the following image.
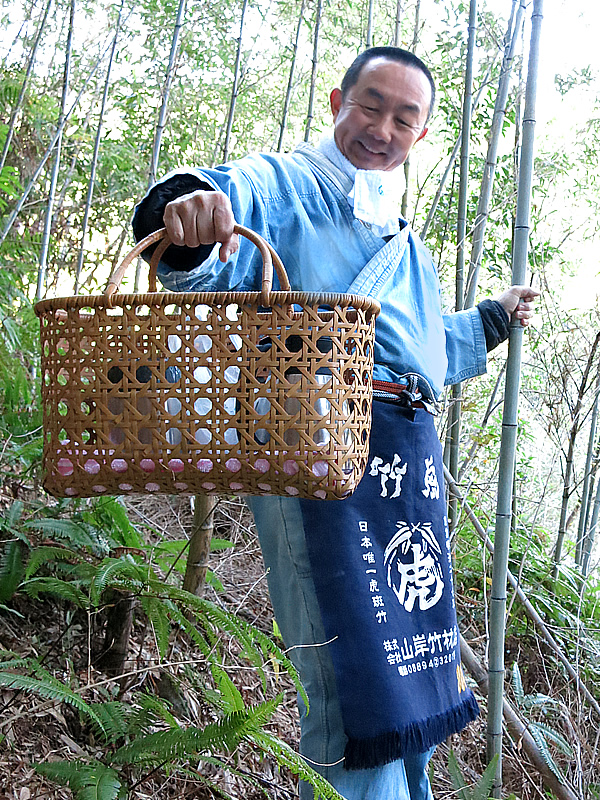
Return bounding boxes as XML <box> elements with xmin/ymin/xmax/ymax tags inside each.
<box><xmin>132</xmin><ymin>173</ymin><xmax>216</xmax><ymax>271</ymax></box>
<box><xmin>477</xmin><ymin>298</ymin><xmax>510</xmax><ymax>352</ymax></box>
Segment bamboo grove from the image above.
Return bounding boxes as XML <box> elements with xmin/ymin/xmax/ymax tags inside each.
<box><xmin>0</xmin><ymin>0</ymin><xmax>599</xmax><ymax>796</ymax></box>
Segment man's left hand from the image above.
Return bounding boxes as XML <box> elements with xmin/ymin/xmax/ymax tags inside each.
<box><xmin>496</xmin><ymin>285</ymin><xmax>539</xmax><ymax>327</ymax></box>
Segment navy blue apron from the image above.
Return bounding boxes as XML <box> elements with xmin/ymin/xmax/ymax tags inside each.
<box><xmin>299</xmin><ymin>398</ymin><xmax>479</xmax><ymax>770</ymax></box>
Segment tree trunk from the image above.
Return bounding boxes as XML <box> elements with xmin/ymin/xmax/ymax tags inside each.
<box><xmin>400</xmin><ymin>0</ymin><xmax>421</xmax><ymax>217</ymax></box>
<box><xmin>487</xmin><ymin>1</ymin><xmax>542</xmax><ymax>792</ymax></box>
<box><xmin>96</xmin><ymin>591</ymin><xmax>135</xmax><ymax>677</ymax></box>
<box><xmin>183</xmin><ymin>494</ymin><xmax>217</xmax><ymax>596</ymax></box>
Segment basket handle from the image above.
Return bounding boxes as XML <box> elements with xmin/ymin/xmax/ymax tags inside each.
<box><xmin>105</xmin><ymin>225</ymin><xmax>291</xmax><ymax>307</ymax></box>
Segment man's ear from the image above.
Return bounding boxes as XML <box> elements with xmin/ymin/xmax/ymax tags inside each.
<box><xmin>330</xmin><ymin>88</ymin><xmax>343</xmax><ymax>120</ymax></box>
<box><xmin>416</xmin><ymin>126</ymin><xmax>428</xmax><ymax>144</ymax></box>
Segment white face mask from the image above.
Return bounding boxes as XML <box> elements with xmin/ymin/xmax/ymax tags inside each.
<box><xmin>316</xmin><ymin>131</ymin><xmax>406</xmax><ymax>237</ymax></box>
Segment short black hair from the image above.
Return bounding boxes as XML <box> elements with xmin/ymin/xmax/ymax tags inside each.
<box><xmin>340</xmin><ymin>47</ymin><xmax>436</xmax><ymax>122</ymax></box>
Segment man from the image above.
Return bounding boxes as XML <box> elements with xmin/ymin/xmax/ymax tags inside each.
<box><xmin>134</xmin><ymin>47</ymin><xmax>537</xmax><ymax>800</ymax></box>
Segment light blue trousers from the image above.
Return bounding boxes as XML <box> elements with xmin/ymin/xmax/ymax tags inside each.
<box><xmin>247</xmin><ymin>495</ymin><xmax>434</xmax><ymax>800</ymax></box>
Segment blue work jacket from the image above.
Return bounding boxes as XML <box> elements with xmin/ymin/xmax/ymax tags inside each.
<box><xmin>148</xmin><ymin>145</ymin><xmax>487</xmax><ymax>401</ymax></box>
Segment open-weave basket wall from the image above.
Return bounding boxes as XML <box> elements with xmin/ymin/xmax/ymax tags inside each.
<box><xmin>37</xmin><ymin>288</ymin><xmax>378</xmax><ymax>500</ymax></box>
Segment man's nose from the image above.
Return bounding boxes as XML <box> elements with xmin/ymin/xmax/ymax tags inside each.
<box><xmin>368</xmin><ymin>114</ymin><xmax>394</xmax><ymax>142</ymax></box>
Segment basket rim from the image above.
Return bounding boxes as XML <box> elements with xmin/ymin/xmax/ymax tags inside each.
<box><xmin>35</xmin><ymin>289</ymin><xmax>381</xmax><ymax>315</ymax></box>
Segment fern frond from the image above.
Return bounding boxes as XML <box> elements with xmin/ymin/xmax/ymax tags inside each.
<box><xmin>0</xmin><ymin>670</ymin><xmax>102</xmax><ymax>730</ymax></box>
<box><xmin>470</xmin><ymin>755</ymin><xmax>500</xmax><ymax>800</ymax></box>
<box><xmin>511</xmin><ymin>662</ymin><xmax>525</xmax><ymax>707</ymax></box>
<box><xmin>88</xmin><ymin>701</ymin><xmax>131</xmax><ymax>744</ymax></box>
<box><xmin>128</xmin><ymin>692</ymin><xmax>178</xmax><ymax>735</ymax></box>
<box><xmin>0</xmin><ymin>654</ymin><xmax>33</xmax><ymax>670</ymax></box>
<box><xmin>82</xmin><ymin>497</ymin><xmax>143</xmax><ymax>550</ymax></box>
<box><xmin>140</xmin><ymin>595</ymin><xmax>171</xmax><ymax>658</ymax></box>
<box><xmin>529</xmin><ymin>724</ymin><xmax>567</xmax><ymax>783</ymax></box>
<box><xmin>165</xmin><ymin>601</ymin><xmax>214</xmax><ymax>661</ymax></box>
<box><xmin>0</xmin><ymin>539</ymin><xmax>25</xmax><ymax>602</ymax></box>
<box><xmin>171</xmin><ymin>763</ymin><xmax>243</xmax><ymax>800</ymax></box>
<box><xmin>251</xmin><ymin>730</ymin><xmax>345</xmax><ymax>800</ymax></box>
<box><xmin>446</xmin><ymin>750</ymin><xmax>499</xmax><ymax>800</ymax></box>
<box><xmin>21</xmin><ymin>577</ymin><xmax>89</xmax><ymax>608</ymax></box>
<box><xmin>26</xmin><ymin>518</ymin><xmax>109</xmax><ymax>556</ymax></box>
<box><xmin>446</xmin><ymin>749</ymin><xmax>469</xmax><ymax>800</ymax></box>
<box><xmin>521</xmin><ymin>692</ymin><xmax>562</xmax><ymax>710</ymax></box>
<box><xmin>157</xmin><ymin>584</ymin><xmax>306</xmax><ymax>705</ymax></box>
<box><xmin>35</xmin><ymin>761</ymin><xmax>121</xmax><ymax>800</ymax></box>
<box><xmin>530</xmin><ymin>720</ymin><xmax>573</xmax><ymax>757</ymax></box>
<box><xmin>25</xmin><ymin>545</ymin><xmax>83</xmax><ymax>578</ymax></box>
<box><xmin>90</xmin><ymin>556</ymin><xmax>147</xmax><ymax>606</ymax></box>
<box><xmin>211</xmin><ymin>665</ymin><xmax>245</xmax><ymax>714</ymax></box>
<box><xmin>113</xmin><ymin>697</ymin><xmax>281</xmax><ymax>766</ymax></box>
<box><xmin>1</xmin><ymin>499</ymin><xmax>24</xmax><ymax>530</ymax></box>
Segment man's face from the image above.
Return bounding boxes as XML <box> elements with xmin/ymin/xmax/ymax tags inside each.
<box><xmin>330</xmin><ymin>58</ymin><xmax>431</xmax><ymax>172</ymax></box>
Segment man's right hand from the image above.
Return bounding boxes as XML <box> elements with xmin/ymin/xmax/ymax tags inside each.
<box><xmin>163</xmin><ymin>190</ymin><xmax>238</xmax><ymax>263</ymax></box>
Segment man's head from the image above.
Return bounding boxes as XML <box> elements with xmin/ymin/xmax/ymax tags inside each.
<box><xmin>330</xmin><ymin>47</ymin><xmax>435</xmax><ymax>172</ymax></box>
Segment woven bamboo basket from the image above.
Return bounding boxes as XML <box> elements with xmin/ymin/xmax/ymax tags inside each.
<box><xmin>35</xmin><ymin>225</ymin><xmax>380</xmax><ymax>500</ymax></box>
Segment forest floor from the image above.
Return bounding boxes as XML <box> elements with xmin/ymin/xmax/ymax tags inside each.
<box><xmin>0</xmin><ymin>493</ymin><xmax>581</xmax><ymax>799</ymax></box>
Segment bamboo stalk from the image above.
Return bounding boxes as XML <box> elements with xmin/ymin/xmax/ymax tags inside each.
<box><xmin>458</xmin><ymin>362</ymin><xmax>506</xmax><ymax>482</ymax></box>
<box><xmin>400</xmin><ymin>0</ymin><xmax>421</xmax><ymax>217</ymax></box>
<box><xmin>183</xmin><ymin>495</ymin><xmax>217</xmax><ymax>596</ymax></box>
<box><xmin>487</xmin><ymin>2</ymin><xmax>543</xmax><ymax>792</ymax></box>
<box><xmin>464</xmin><ymin>0</ymin><xmax>525</xmax><ymax>308</ymax></box>
<box><xmin>133</xmin><ymin>0</ymin><xmax>187</xmax><ymax>292</ymax></box>
<box><xmin>460</xmin><ymin>637</ymin><xmax>580</xmax><ymax>800</ymax></box>
<box><xmin>73</xmin><ymin>0</ymin><xmax>125</xmax><ymax>295</ymax></box>
<box><xmin>455</xmin><ymin>0</ymin><xmax>477</xmax><ymax>314</ymax></box>
<box><xmin>148</xmin><ymin>0</ymin><xmax>186</xmax><ymax>187</ymax></box>
<box><xmin>447</xmin><ymin>0</ymin><xmax>477</xmax><ymax>531</ymax></box>
<box><xmin>0</xmin><ymin>0</ymin><xmax>52</xmax><ymax>176</ymax></box>
<box><xmin>420</xmin><ymin>64</ymin><xmax>494</xmax><ymax>241</ymax></box>
<box><xmin>304</xmin><ymin>0</ymin><xmax>323</xmax><ymax>142</ymax></box>
<box><xmin>393</xmin><ymin>0</ymin><xmax>403</xmax><ymax>45</ymax></box>
<box><xmin>552</xmin><ymin>332</ymin><xmax>600</xmax><ymax>581</ymax></box>
<box><xmin>277</xmin><ymin>0</ymin><xmax>306</xmax><ymax>152</ymax></box>
<box><xmin>0</xmin><ymin>39</ymin><xmax>113</xmax><ymax>248</ymax></box>
<box><xmin>582</xmin><ymin>469</ymin><xmax>600</xmax><ymax>577</ymax></box>
<box><xmin>575</xmin><ymin>375</ymin><xmax>600</xmax><ymax>566</ymax></box>
<box><xmin>410</xmin><ymin>0</ymin><xmax>420</xmax><ymax>50</ymax></box>
<box><xmin>444</xmin><ymin>464</ymin><xmax>600</xmax><ymax>719</ymax></box>
<box><xmin>366</xmin><ymin>0</ymin><xmax>376</xmax><ymax>47</ymax></box>
<box><xmin>36</xmin><ymin>0</ymin><xmax>75</xmax><ymax>302</ymax></box>
<box><xmin>223</xmin><ymin>0</ymin><xmax>249</xmax><ymax>162</ymax></box>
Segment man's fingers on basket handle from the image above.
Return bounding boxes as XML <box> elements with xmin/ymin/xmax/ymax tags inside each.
<box><xmin>163</xmin><ymin>190</ymin><xmax>238</xmax><ymax>260</ymax></box>
<box><xmin>212</xmin><ymin>202</ymin><xmax>239</xmax><ymax>263</ymax></box>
